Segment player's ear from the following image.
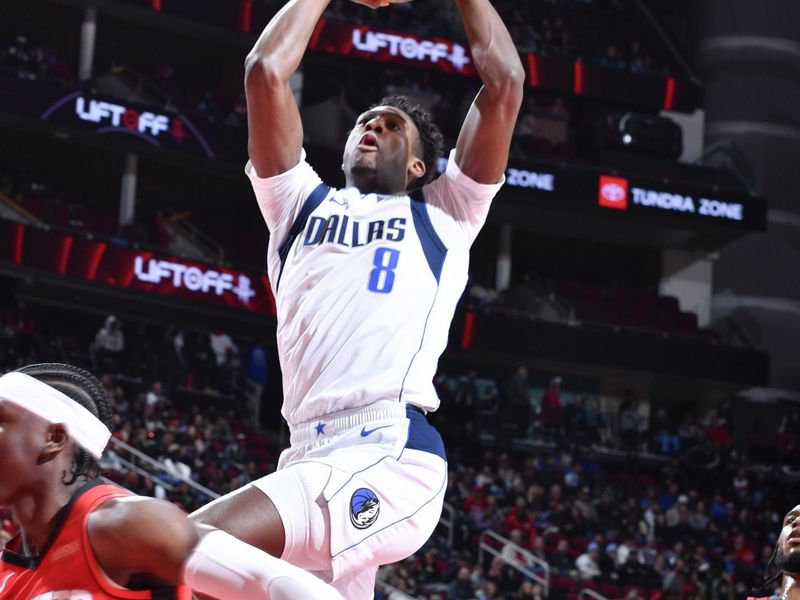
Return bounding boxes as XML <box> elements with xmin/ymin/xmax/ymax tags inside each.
<box><xmin>38</xmin><ymin>423</ymin><xmax>69</xmax><ymax>464</ymax></box>
<box><xmin>408</xmin><ymin>157</ymin><xmax>425</xmax><ymax>182</ymax></box>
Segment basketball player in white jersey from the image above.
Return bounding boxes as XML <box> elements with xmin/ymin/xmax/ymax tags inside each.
<box><xmin>191</xmin><ymin>0</ymin><xmax>524</xmax><ymax>597</ymax></box>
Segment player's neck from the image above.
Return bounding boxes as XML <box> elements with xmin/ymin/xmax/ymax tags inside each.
<box><xmin>346</xmin><ymin>172</ymin><xmax>407</xmax><ymax>196</ymax></box>
<box><xmin>11</xmin><ymin>481</ymin><xmax>78</xmax><ymax>553</ymax></box>
<box><xmin>782</xmin><ymin>575</ymin><xmax>800</xmax><ymax>600</ymax></box>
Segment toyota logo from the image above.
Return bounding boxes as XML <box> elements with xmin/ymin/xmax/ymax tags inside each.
<box><xmin>601</xmin><ymin>182</ymin><xmax>626</xmax><ymax>203</ymax></box>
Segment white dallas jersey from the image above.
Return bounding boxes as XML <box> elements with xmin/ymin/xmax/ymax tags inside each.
<box><xmin>247</xmin><ymin>149</ymin><xmax>502</xmax><ymax>428</ymax></box>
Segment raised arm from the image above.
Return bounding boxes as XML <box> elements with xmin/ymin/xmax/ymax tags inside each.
<box><xmin>245</xmin><ymin>0</ymin><xmax>333</xmax><ymax>178</ymax></box>
<box><xmin>246</xmin><ymin>0</ymin><xmax>415</xmax><ymax>178</ymax></box>
<box><xmin>453</xmin><ymin>0</ymin><xmax>525</xmax><ymax>184</ymax></box>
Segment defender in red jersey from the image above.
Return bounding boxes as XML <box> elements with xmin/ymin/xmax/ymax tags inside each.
<box><xmin>2</xmin><ymin>480</ymin><xmax>190</xmax><ymax>600</ymax></box>
<box><xmin>0</xmin><ymin>363</ymin><xmax>344</xmax><ymax>600</ymax></box>
<box><xmin>748</xmin><ymin>504</ymin><xmax>800</xmax><ymax>600</ymax></box>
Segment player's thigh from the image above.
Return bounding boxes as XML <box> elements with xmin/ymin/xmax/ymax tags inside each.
<box><xmin>248</xmin><ymin>461</ymin><xmax>335</xmax><ymax>573</ymax></box>
<box><xmin>189</xmin><ymin>478</ymin><xmax>288</xmax><ymax>558</ymax></box>
<box><xmin>324</xmin><ymin>448</ymin><xmax>447</xmax><ymax>574</ymax></box>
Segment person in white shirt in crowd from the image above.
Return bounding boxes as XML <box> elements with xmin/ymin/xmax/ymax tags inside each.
<box><xmin>93</xmin><ymin>315</ymin><xmax>124</xmax><ymax>371</ymax></box>
<box><xmin>576</xmin><ymin>541</ymin><xmax>602</xmax><ymax>580</ymax></box>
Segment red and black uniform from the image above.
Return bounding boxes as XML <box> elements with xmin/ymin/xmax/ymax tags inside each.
<box><xmin>1</xmin><ymin>480</ymin><xmax>190</xmax><ymax>600</ymax></box>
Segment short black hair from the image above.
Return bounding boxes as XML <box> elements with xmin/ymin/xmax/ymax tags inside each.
<box><xmin>373</xmin><ymin>95</ymin><xmax>444</xmax><ymax>191</ymax></box>
<box><xmin>15</xmin><ymin>362</ymin><xmax>113</xmax><ymax>485</ymax></box>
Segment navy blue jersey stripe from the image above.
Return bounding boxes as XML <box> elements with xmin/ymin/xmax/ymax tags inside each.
<box><xmin>405</xmin><ymin>405</ymin><xmax>446</xmax><ymax>461</ymax></box>
<box><xmin>276</xmin><ymin>182</ymin><xmax>331</xmax><ymax>289</ymax></box>
<box><xmin>410</xmin><ymin>190</ymin><xmax>447</xmax><ymax>283</ymax></box>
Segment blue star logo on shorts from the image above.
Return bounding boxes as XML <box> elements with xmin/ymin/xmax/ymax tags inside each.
<box><xmin>315</xmin><ymin>421</ymin><xmax>325</xmax><ymax>436</ymax></box>
<box><xmin>350</xmin><ymin>488</ymin><xmax>380</xmax><ymax>530</ymax></box>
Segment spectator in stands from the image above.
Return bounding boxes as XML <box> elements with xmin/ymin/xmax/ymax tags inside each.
<box><xmin>586</xmin><ymin>397</ymin><xmax>612</xmax><ymax>446</ymax></box>
<box><xmin>652</xmin><ymin>406</ymin><xmax>681</xmax><ymax>454</ymax></box>
<box><xmin>387</xmin><ymin>575</ymin><xmax>412</xmax><ymax>599</ymax></box>
<box><xmin>162</xmin><ymin>443</ymin><xmax>192</xmax><ymax>484</ymax></box>
<box><xmin>665</xmin><ymin>494</ymin><xmax>689</xmax><ymax>526</ymax></box>
<box><xmin>520</xmin><ymin>581</ymin><xmax>545</xmax><ymax>600</ymax></box>
<box><xmin>563</xmin><ymin>392</ymin><xmax>585</xmax><ymax>439</ymax></box>
<box><xmin>598</xmin><ymin>542</ymin><xmax>620</xmax><ymax>583</ymax></box>
<box><xmin>500</xmin><ymin>529</ymin><xmax>532</xmax><ymax>567</ymax></box>
<box><xmin>185</xmin><ymin>332</ymin><xmax>215</xmax><ymax>389</ymax></box>
<box><xmin>2</xmin><ymin>298</ymin><xmax>38</xmax><ymax>361</ymax></box>
<box><xmin>549</xmin><ymin>538</ymin><xmax>576</xmax><ymax>576</ymax></box>
<box><xmin>447</xmin><ymin>566</ymin><xmax>476</xmax><ymax>600</ymax></box>
<box><xmin>733</xmin><ymin>533</ymin><xmax>757</xmax><ymax>581</ymax></box>
<box><xmin>678</xmin><ymin>410</ymin><xmax>704</xmax><ymax>451</ymax></box>
<box><xmin>540</xmin><ymin>375</ymin><xmax>563</xmax><ymax>437</ymax></box>
<box><xmin>209</xmin><ymin>328</ymin><xmax>238</xmax><ymax>368</ymax></box>
<box><xmin>618</xmin><ymin>392</ymin><xmax>643</xmax><ymax>453</ymax></box>
<box><xmin>576</xmin><ymin>541</ymin><xmax>602</xmax><ymax>580</ymax></box>
<box><xmin>145</xmin><ymin>380</ymin><xmax>169</xmax><ymax>412</ymax></box>
<box><xmin>779</xmin><ymin>407</ymin><xmax>800</xmax><ymax>436</ymax></box>
<box><xmin>662</xmin><ymin>558</ymin><xmax>686</xmax><ymax>599</ymax></box>
<box><xmin>733</xmin><ymin>467</ymin><xmax>750</xmax><ymax>498</ymax></box>
<box><xmin>699</xmin><ymin>557</ymin><xmax>734</xmax><ymax>600</ymax></box>
<box><xmin>598</xmin><ymin>44</ymin><xmax>627</xmax><ymax>69</ymax></box>
<box><xmin>504</xmin><ymin>496</ymin><xmax>536</xmax><ymax>541</ymax></box>
<box><xmin>502</xmin><ymin>366</ymin><xmax>533</xmax><ymax>436</ymax></box>
<box><xmin>93</xmin><ymin>315</ymin><xmax>125</xmax><ymax>372</ymax></box>
<box><xmin>244</xmin><ymin>338</ymin><xmax>268</xmax><ymax>429</ymax></box>
<box><xmin>484</xmin><ymin>555</ymin><xmax>514</xmax><ymax>595</ymax></box>
<box><xmin>454</xmin><ymin>369</ymin><xmax>480</xmax><ymax>423</ymax></box>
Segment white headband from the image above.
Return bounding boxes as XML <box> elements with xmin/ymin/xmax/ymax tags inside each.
<box><xmin>0</xmin><ymin>371</ymin><xmax>111</xmax><ymax>459</ymax></box>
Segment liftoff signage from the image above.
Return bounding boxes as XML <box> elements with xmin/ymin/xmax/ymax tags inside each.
<box><xmin>351</xmin><ymin>29</ymin><xmax>471</xmax><ymax>70</ymax></box>
<box><xmin>309</xmin><ymin>20</ymin><xmax>479</xmax><ymax>77</ymax></box>
<box><xmin>133</xmin><ymin>256</ymin><xmax>257</xmax><ymax>305</ymax></box>
<box><xmin>75</xmin><ymin>97</ymin><xmax>172</xmax><ymax>136</ymax></box>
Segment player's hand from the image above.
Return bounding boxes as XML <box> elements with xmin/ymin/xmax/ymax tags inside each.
<box><xmin>350</xmin><ymin>0</ymin><xmax>412</xmax><ymax>10</ymax></box>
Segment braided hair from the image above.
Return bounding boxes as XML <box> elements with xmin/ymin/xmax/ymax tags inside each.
<box><xmin>753</xmin><ymin>543</ymin><xmax>781</xmax><ymax>596</ymax></box>
<box><xmin>373</xmin><ymin>95</ymin><xmax>444</xmax><ymax>191</ymax></box>
<box><xmin>14</xmin><ymin>363</ymin><xmax>114</xmax><ymax>485</ymax></box>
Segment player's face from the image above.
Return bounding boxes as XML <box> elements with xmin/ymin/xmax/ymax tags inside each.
<box><xmin>777</xmin><ymin>505</ymin><xmax>800</xmax><ymax>574</ymax></box>
<box><xmin>342</xmin><ymin>106</ymin><xmax>423</xmax><ymax>194</ymax></box>
<box><xmin>0</xmin><ymin>400</ymin><xmax>49</xmax><ymax>505</ymax></box>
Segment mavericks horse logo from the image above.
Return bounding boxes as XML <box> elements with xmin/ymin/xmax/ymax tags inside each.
<box><xmin>350</xmin><ymin>488</ymin><xmax>380</xmax><ymax>529</ymax></box>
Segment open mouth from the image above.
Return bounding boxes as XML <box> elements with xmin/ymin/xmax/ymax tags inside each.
<box><xmin>357</xmin><ymin>133</ymin><xmax>379</xmax><ymax>151</ymax></box>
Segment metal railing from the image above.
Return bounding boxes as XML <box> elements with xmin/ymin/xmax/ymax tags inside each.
<box><xmin>579</xmin><ymin>588</ymin><xmax>610</xmax><ymax>600</ymax></box>
<box><xmin>374</xmin><ymin>579</ymin><xmax>416</xmax><ymax>600</ymax></box>
<box><xmin>158</xmin><ymin>208</ymin><xmax>225</xmax><ymax>263</ymax></box>
<box><xmin>438</xmin><ymin>501</ymin><xmax>455</xmax><ymax>547</ymax></box>
<box><xmin>107</xmin><ymin>437</ymin><xmax>221</xmax><ymax>502</ymax></box>
<box><xmin>478</xmin><ymin>530</ymin><xmax>550</xmax><ymax>596</ymax></box>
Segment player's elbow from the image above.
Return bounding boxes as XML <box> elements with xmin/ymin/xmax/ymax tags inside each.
<box><xmin>244</xmin><ymin>52</ymin><xmax>285</xmax><ymax>92</ymax></box>
<box><xmin>486</xmin><ymin>65</ymin><xmax>525</xmax><ymax>112</ymax></box>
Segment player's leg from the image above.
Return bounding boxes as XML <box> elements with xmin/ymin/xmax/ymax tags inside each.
<box><xmin>189</xmin><ymin>483</ymin><xmax>286</xmax><ymax>558</ymax></box>
<box><xmin>190</xmin><ymin>462</ymin><xmax>334</xmax><ymax>573</ymax></box>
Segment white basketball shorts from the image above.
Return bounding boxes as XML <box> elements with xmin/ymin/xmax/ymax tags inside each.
<box><xmin>251</xmin><ymin>401</ymin><xmax>447</xmax><ymax>599</ymax></box>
